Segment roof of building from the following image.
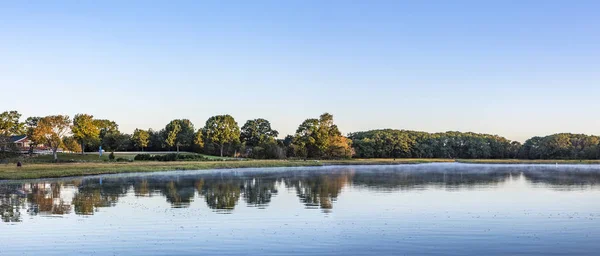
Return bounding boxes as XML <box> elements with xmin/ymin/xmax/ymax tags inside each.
<box><xmin>10</xmin><ymin>135</ymin><xmax>27</xmax><ymax>143</ymax></box>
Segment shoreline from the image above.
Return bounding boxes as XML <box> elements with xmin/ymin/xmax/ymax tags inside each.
<box><xmin>1</xmin><ymin>158</ymin><xmax>600</xmax><ymax>180</ymax></box>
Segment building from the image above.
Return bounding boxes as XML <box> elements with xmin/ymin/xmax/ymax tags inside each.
<box><xmin>10</xmin><ymin>135</ymin><xmax>30</xmax><ymax>149</ymax></box>
<box><xmin>8</xmin><ymin>135</ymin><xmax>48</xmax><ymax>153</ymax></box>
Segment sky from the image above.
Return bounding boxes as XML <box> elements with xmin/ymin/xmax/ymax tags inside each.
<box><xmin>1</xmin><ymin>0</ymin><xmax>599</xmax><ymax>142</ymax></box>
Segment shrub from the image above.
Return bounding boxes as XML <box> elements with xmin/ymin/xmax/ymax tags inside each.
<box><xmin>109</xmin><ymin>152</ymin><xmax>115</xmax><ymax>160</ymax></box>
<box><xmin>134</xmin><ymin>154</ymin><xmax>152</xmax><ymax>161</ymax></box>
<box><xmin>134</xmin><ymin>153</ymin><xmax>209</xmax><ymax>162</ymax></box>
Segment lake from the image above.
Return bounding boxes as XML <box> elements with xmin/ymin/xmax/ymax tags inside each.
<box><xmin>1</xmin><ymin>163</ymin><xmax>599</xmax><ymax>255</ymax></box>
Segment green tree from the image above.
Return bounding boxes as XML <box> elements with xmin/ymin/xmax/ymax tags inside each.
<box><xmin>0</xmin><ymin>111</ymin><xmax>25</xmax><ymax>151</ymax></box>
<box><xmin>94</xmin><ymin>119</ymin><xmax>119</xmax><ymax>149</ymax></box>
<box><xmin>148</xmin><ymin>129</ymin><xmax>166</xmax><ymax>151</ymax></box>
<box><xmin>103</xmin><ymin>132</ymin><xmax>131</xmax><ymax>152</ymax></box>
<box><xmin>203</xmin><ymin>115</ymin><xmax>240</xmax><ymax>157</ymax></box>
<box><xmin>32</xmin><ymin>115</ymin><xmax>71</xmax><ymax>161</ymax></box>
<box><xmin>72</xmin><ymin>114</ymin><xmax>100</xmax><ymax>154</ymax></box>
<box><xmin>62</xmin><ymin>136</ymin><xmax>82</xmax><ymax>153</ymax></box>
<box><xmin>240</xmin><ymin>118</ymin><xmax>283</xmax><ymax>159</ymax></box>
<box><xmin>240</xmin><ymin>118</ymin><xmax>279</xmax><ymax>147</ymax></box>
<box><xmin>24</xmin><ymin>116</ymin><xmax>41</xmax><ymax>155</ymax></box>
<box><xmin>164</xmin><ymin>119</ymin><xmax>195</xmax><ymax>152</ymax></box>
<box><xmin>132</xmin><ymin>129</ymin><xmax>150</xmax><ymax>151</ymax></box>
<box><xmin>293</xmin><ymin>113</ymin><xmax>352</xmax><ymax>159</ymax></box>
<box><xmin>0</xmin><ymin>111</ymin><xmax>24</xmax><ymax>136</ymax></box>
<box><xmin>194</xmin><ymin>129</ymin><xmax>204</xmax><ymax>149</ymax></box>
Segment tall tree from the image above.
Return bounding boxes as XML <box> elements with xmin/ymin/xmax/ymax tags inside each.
<box><xmin>94</xmin><ymin>119</ymin><xmax>119</xmax><ymax>137</ymax></box>
<box><xmin>132</xmin><ymin>129</ymin><xmax>150</xmax><ymax>151</ymax></box>
<box><xmin>62</xmin><ymin>136</ymin><xmax>82</xmax><ymax>153</ymax></box>
<box><xmin>32</xmin><ymin>115</ymin><xmax>71</xmax><ymax>161</ymax></box>
<box><xmin>72</xmin><ymin>114</ymin><xmax>100</xmax><ymax>154</ymax></box>
<box><xmin>164</xmin><ymin>119</ymin><xmax>195</xmax><ymax>152</ymax></box>
<box><xmin>293</xmin><ymin>113</ymin><xmax>352</xmax><ymax>159</ymax></box>
<box><xmin>0</xmin><ymin>110</ymin><xmax>24</xmax><ymax>136</ymax></box>
<box><xmin>165</xmin><ymin>121</ymin><xmax>181</xmax><ymax>152</ymax></box>
<box><xmin>94</xmin><ymin>119</ymin><xmax>119</xmax><ymax>147</ymax></box>
<box><xmin>194</xmin><ymin>129</ymin><xmax>204</xmax><ymax>149</ymax></box>
<box><xmin>24</xmin><ymin>117</ymin><xmax>41</xmax><ymax>155</ymax></box>
<box><xmin>0</xmin><ymin>111</ymin><xmax>24</xmax><ymax>151</ymax></box>
<box><xmin>293</xmin><ymin>118</ymin><xmax>319</xmax><ymax>158</ymax></box>
<box><xmin>203</xmin><ymin>115</ymin><xmax>240</xmax><ymax>157</ymax></box>
<box><xmin>148</xmin><ymin>128</ymin><xmax>166</xmax><ymax>151</ymax></box>
<box><xmin>240</xmin><ymin>118</ymin><xmax>279</xmax><ymax>147</ymax></box>
<box><xmin>103</xmin><ymin>132</ymin><xmax>131</xmax><ymax>152</ymax></box>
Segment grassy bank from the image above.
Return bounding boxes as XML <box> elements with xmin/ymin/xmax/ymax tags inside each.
<box><xmin>0</xmin><ymin>160</ymin><xmax>325</xmax><ymax>180</ymax></box>
<box><xmin>2</xmin><ymin>157</ymin><xmax>600</xmax><ymax>180</ymax></box>
<box><xmin>0</xmin><ymin>158</ymin><xmax>452</xmax><ymax>180</ymax></box>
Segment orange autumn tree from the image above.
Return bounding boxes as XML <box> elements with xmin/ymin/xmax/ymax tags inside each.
<box><xmin>293</xmin><ymin>113</ymin><xmax>353</xmax><ymax>159</ymax></box>
<box><xmin>32</xmin><ymin>115</ymin><xmax>72</xmax><ymax>161</ymax></box>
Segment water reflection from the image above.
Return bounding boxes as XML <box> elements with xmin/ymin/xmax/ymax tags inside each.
<box><xmin>287</xmin><ymin>172</ymin><xmax>351</xmax><ymax>211</ymax></box>
<box><xmin>2</xmin><ymin>164</ymin><xmax>600</xmax><ymax>222</ymax></box>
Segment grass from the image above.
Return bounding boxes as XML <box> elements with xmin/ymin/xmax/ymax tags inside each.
<box><xmin>0</xmin><ymin>157</ymin><xmax>451</xmax><ymax>180</ymax></box>
<box><xmin>2</xmin><ymin>155</ymin><xmax>600</xmax><ymax>180</ymax></box>
<box><xmin>0</xmin><ymin>160</ymin><xmax>324</xmax><ymax>180</ymax></box>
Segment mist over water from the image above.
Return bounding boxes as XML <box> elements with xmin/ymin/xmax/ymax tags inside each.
<box><xmin>1</xmin><ymin>163</ymin><xmax>599</xmax><ymax>255</ymax></box>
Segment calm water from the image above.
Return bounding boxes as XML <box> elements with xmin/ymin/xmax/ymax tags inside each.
<box><xmin>1</xmin><ymin>163</ymin><xmax>600</xmax><ymax>255</ymax></box>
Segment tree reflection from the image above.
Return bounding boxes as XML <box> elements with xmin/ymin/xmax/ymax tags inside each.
<box><xmin>197</xmin><ymin>178</ymin><xmax>242</xmax><ymax>212</ymax></box>
<box><xmin>2</xmin><ymin>166</ymin><xmax>600</xmax><ymax>223</ymax></box>
<box><xmin>286</xmin><ymin>172</ymin><xmax>351</xmax><ymax>211</ymax></box>
<box><xmin>73</xmin><ymin>188</ymin><xmax>113</xmax><ymax>215</ymax></box>
<box><xmin>27</xmin><ymin>183</ymin><xmax>71</xmax><ymax>215</ymax></box>
<box><xmin>242</xmin><ymin>178</ymin><xmax>278</xmax><ymax>208</ymax></box>
<box><xmin>72</xmin><ymin>179</ymin><xmax>126</xmax><ymax>215</ymax></box>
<box><xmin>134</xmin><ymin>180</ymin><xmax>151</xmax><ymax>197</ymax></box>
<box><xmin>0</xmin><ymin>184</ymin><xmax>25</xmax><ymax>222</ymax></box>
<box><xmin>164</xmin><ymin>181</ymin><xmax>196</xmax><ymax>208</ymax></box>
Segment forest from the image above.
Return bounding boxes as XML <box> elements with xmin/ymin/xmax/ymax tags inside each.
<box><xmin>350</xmin><ymin>130</ymin><xmax>600</xmax><ymax>160</ymax></box>
<box><xmin>1</xmin><ymin>110</ymin><xmax>599</xmax><ymax>160</ymax></box>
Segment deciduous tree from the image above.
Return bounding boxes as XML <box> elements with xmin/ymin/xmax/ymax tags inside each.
<box><xmin>194</xmin><ymin>129</ymin><xmax>204</xmax><ymax>149</ymax></box>
<box><xmin>132</xmin><ymin>129</ymin><xmax>150</xmax><ymax>151</ymax></box>
<box><xmin>62</xmin><ymin>136</ymin><xmax>82</xmax><ymax>153</ymax></box>
<box><xmin>25</xmin><ymin>116</ymin><xmax>41</xmax><ymax>154</ymax></box>
<box><xmin>103</xmin><ymin>132</ymin><xmax>131</xmax><ymax>152</ymax></box>
<box><xmin>72</xmin><ymin>114</ymin><xmax>100</xmax><ymax>154</ymax></box>
<box><xmin>292</xmin><ymin>113</ymin><xmax>352</xmax><ymax>159</ymax></box>
<box><xmin>94</xmin><ymin>119</ymin><xmax>119</xmax><ymax>148</ymax></box>
<box><xmin>241</xmin><ymin>118</ymin><xmax>279</xmax><ymax>147</ymax></box>
<box><xmin>32</xmin><ymin>115</ymin><xmax>71</xmax><ymax>161</ymax></box>
<box><xmin>0</xmin><ymin>110</ymin><xmax>24</xmax><ymax>151</ymax></box>
<box><xmin>0</xmin><ymin>110</ymin><xmax>24</xmax><ymax>136</ymax></box>
<box><xmin>203</xmin><ymin>115</ymin><xmax>240</xmax><ymax>157</ymax></box>
<box><xmin>164</xmin><ymin>119</ymin><xmax>194</xmax><ymax>152</ymax></box>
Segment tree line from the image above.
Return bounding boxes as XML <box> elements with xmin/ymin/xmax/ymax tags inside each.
<box><xmin>2</xmin><ymin>110</ymin><xmax>600</xmax><ymax>160</ymax></box>
<box><xmin>350</xmin><ymin>130</ymin><xmax>600</xmax><ymax>160</ymax></box>
<box><xmin>0</xmin><ymin>111</ymin><xmax>351</xmax><ymax>161</ymax></box>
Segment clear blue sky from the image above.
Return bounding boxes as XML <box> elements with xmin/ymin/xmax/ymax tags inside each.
<box><xmin>1</xmin><ymin>1</ymin><xmax>599</xmax><ymax>142</ymax></box>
